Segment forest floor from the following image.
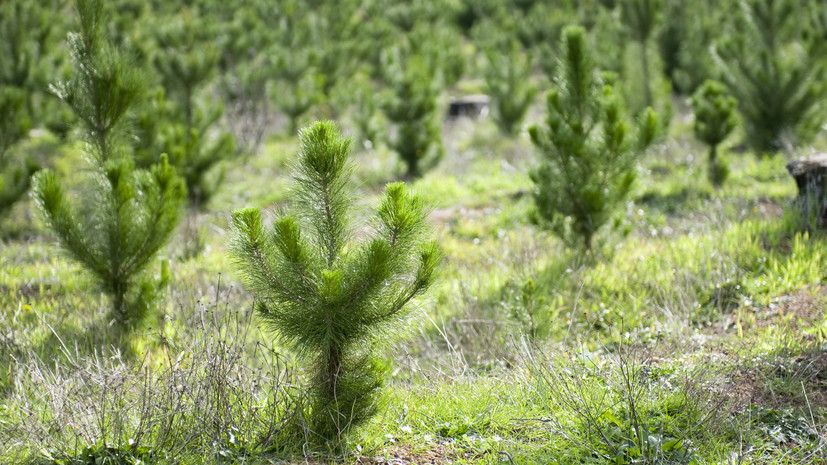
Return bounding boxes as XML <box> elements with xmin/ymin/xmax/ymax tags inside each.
<box><xmin>2</xmin><ymin>107</ymin><xmax>827</xmax><ymax>464</ymax></box>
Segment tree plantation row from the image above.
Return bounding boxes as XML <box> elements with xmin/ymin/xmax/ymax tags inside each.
<box><xmin>3</xmin><ymin>0</ymin><xmax>826</xmax><ymax>207</ymax></box>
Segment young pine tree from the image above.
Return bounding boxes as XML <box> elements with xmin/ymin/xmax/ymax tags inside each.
<box><xmin>483</xmin><ymin>42</ymin><xmax>538</xmax><ymax>136</ymax></box>
<box><xmin>714</xmin><ymin>0</ymin><xmax>827</xmax><ymax>154</ymax></box>
<box><xmin>268</xmin><ymin>44</ymin><xmax>322</xmax><ymax>136</ymax></box>
<box><xmin>0</xmin><ymin>0</ymin><xmax>69</xmax><ymax>135</ymax></box>
<box><xmin>380</xmin><ymin>51</ymin><xmax>444</xmax><ymax>178</ymax></box>
<box><xmin>657</xmin><ymin>0</ymin><xmax>721</xmax><ymax>95</ymax></box>
<box><xmin>691</xmin><ymin>80</ymin><xmax>738</xmax><ymax>187</ymax></box>
<box><xmin>0</xmin><ymin>87</ymin><xmax>37</xmax><ymax>218</ymax></box>
<box><xmin>137</xmin><ymin>10</ymin><xmax>235</xmax><ymax>208</ymax></box>
<box><xmin>529</xmin><ymin>26</ymin><xmax>658</xmax><ymax>252</ymax></box>
<box><xmin>230</xmin><ymin>121</ymin><xmax>440</xmax><ymax>441</ymax></box>
<box><xmin>619</xmin><ymin>0</ymin><xmax>662</xmax><ymax>108</ymax></box>
<box><xmin>32</xmin><ymin>0</ymin><xmax>185</xmax><ymax>331</ymax></box>
<box><xmin>0</xmin><ymin>0</ymin><xmax>62</xmax><ymax>218</ymax></box>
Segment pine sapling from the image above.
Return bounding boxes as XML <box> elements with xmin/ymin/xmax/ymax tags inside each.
<box><xmin>32</xmin><ymin>0</ymin><xmax>185</xmax><ymax>331</ymax></box>
<box><xmin>267</xmin><ymin>11</ymin><xmax>322</xmax><ymax>136</ymax></box>
<box><xmin>0</xmin><ymin>0</ymin><xmax>56</xmax><ymax>218</ymax></box>
<box><xmin>230</xmin><ymin>121</ymin><xmax>440</xmax><ymax>441</ymax></box>
<box><xmin>691</xmin><ymin>80</ymin><xmax>738</xmax><ymax>187</ymax></box>
<box><xmin>0</xmin><ymin>87</ymin><xmax>37</xmax><ymax>218</ymax></box>
<box><xmin>657</xmin><ymin>0</ymin><xmax>719</xmax><ymax>95</ymax></box>
<box><xmin>529</xmin><ymin>26</ymin><xmax>658</xmax><ymax>252</ymax></box>
<box><xmin>380</xmin><ymin>51</ymin><xmax>444</xmax><ymax>178</ymax></box>
<box><xmin>483</xmin><ymin>42</ymin><xmax>538</xmax><ymax>136</ymax></box>
<box><xmin>619</xmin><ymin>0</ymin><xmax>662</xmax><ymax>108</ymax></box>
<box><xmin>138</xmin><ymin>11</ymin><xmax>235</xmax><ymax>208</ymax></box>
<box><xmin>713</xmin><ymin>0</ymin><xmax>827</xmax><ymax>154</ymax></box>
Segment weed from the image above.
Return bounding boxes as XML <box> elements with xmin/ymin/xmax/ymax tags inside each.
<box><xmin>526</xmin><ymin>338</ymin><xmax>730</xmax><ymax>464</ymax></box>
<box><xmin>0</xmin><ymin>287</ymin><xmax>300</xmax><ymax>464</ymax></box>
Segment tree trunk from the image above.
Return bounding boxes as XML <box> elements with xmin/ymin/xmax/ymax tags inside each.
<box><xmin>641</xmin><ymin>40</ymin><xmax>653</xmax><ymax>109</ymax></box>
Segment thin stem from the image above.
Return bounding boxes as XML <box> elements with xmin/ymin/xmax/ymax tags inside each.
<box><xmin>641</xmin><ymin>40</ymin><xmax>652</xmax><ymax>108</ymax></box>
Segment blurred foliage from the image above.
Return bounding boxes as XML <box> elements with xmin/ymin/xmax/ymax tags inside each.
<box><xmin>657</xmin><ymin>0</ymin><xmax>730</xmax><ymax>94</ymax></box>
<box><xmin>0</xmin><ymin>88</ymin><xmax>30</xmax><ymax>160</ymax></box>
<box><xmin>134</xmin><ymin>87</ymin><xmax>234</xmax><ymax>209</ymax></box>
<box><xmin>483</xmin><ymin>42</ymin><xmax>537</xmax><ymax>136</ymax></box>
<box><xmin>691</xmin><ymin>80</ymin><xmax>738</xmax><ymax>187</ymax></box>
<box><xmin>6</xmin><ymin>0</ymin><xmax>823</xmax><ymax>179</ymax></box>
<box><xmin>0</xmin><ymin>0</ymin><xmax>71</xmax><ymax>137</ymax></box>
<box><xmin>0</xmin><ymin>0</ymin><xmax>65</xmax><ymax>217</ymax></box>
<box><xmin>265</xmin><ymin>8</ymin><xmax>323</xmax><ymax>136</ymax></box>
<box><xmin>714</xmin><ymin>0</ymin><xmax>827</xmax><ymax>154</ymax></box>
<box><xmin>619</xmin><ymin>0</ymin><xmax>662</xmax><ymax>108</ymax></box>
<box><xmin>380</xmin><ymin>49</ymin><xmax>444</xmax><ymax>178</ymax></box>
<box><xmin>132</xmin><ymin>8</ymin><xmax>235</xmax><ymax>208</ymax></box>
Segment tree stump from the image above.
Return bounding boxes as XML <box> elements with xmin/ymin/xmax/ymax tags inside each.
<box><xmin>786</xmin><ymin>153</ymin><xmax>827</xmax><ymax>227</ymax></box>
<box><xmin>447</xmin><ymin>95</ymin><xmax>489</xmax><ymax>120</ymax></box>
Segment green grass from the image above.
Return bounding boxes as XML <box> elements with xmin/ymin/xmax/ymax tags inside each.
<box><xmin>1</xmin><ymin>114</ymin><xmax>826</xmax><ymax>464</ymax></box>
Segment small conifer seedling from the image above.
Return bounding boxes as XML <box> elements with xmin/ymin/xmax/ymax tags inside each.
<box><xmin>0</xmin><ymin>0</ymin><xmax>56</xmax><ymax>219</ymax></box>
<box><xmin>266</xmin><ymin>10</ymin><xmax>322</xmax><ymax>136</ymax></box>
<box><xmin>483</xmin><ymin>42</ymin><xmax>538</xmax><ymax>136</ymax></box>
<box><xmin>0</xmin><ymin>87</ymin><xmax>37</xmax><ymax>218</ymax></box>
<box><xmin>230</xmin><ymin>121</ymin><xmax>440</xmax><ymax>441</ymax></box>
<box><xmin>691</xmin><ymin>80</ymin><xmax>738</xmax><ymax>187</ymax></box>
<box><xmin>529</xmin><ymin>26</ymin><xmax>658</xmax><ymax>252</ymax></box>
<box><xmin>32</xmin><ymin>0</ymin><xmax>185</xmax><ymax>331</ymax></box>
<box><xmin>380</xmin><ymin>51</ymin><xmax>444</xmax><ymax>178</ymax></box>
<box><xmin>714</xmin><ymin>0</ymin><xmax>827</xmax><ymax>153</ymax></box>
<box><xmin>619</xmin><ymin>0</ymin><xmax>662</xmax><ymax>109</ymax></box>
<box><xmin>137</xmin><ymin>11</ymin><xmax>235</xmax><ymax>208</ymax></box>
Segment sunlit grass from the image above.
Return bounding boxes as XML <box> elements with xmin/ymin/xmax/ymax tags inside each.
<box><xmin>2</xmin><ymin>114</ymin><xmax>826</xmax><ymax>463</ymax></box>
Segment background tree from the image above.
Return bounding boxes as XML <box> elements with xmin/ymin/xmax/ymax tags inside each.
<box><xmin>0</xmin><ymin>0</ymin><xmax>72</xmax><ymax>138</ymax></box>
<box><xmin>589</xmin><ymin>0</ymin><xmax>628</xmax><ymax>79</ymax></box>
<box><xmin>213</xmin><ymin>1</ymin><xmax>273</xmax><ymax>158</ymax></box>
<box><xmin>32</xmin><ymin>0</ymin><xmax>185</xmax><ymax>332</ymax></box>
<box><xmin>349</xmin><ymin>73</ymin><xmax>385</xmax><ymax>149</ymax></box>
<box><xmin>0</xmin><ymin>89</ymin><xmax>30</xmax><ymax>160</ymax></box>
<box><xmin>0</xmin><ymin>88</ymin><xmax>37</xmax><ymax>218</ymax></box>
<box><xmin>380</xmin><ymin>51</ymin><xmax>444</xmax><ymax>178</ymax></box>
<box><xmin>529</xmin><ymin>26</ymin><xmax>658</xmax><ymax>252</ymax></box>
<box><xmin>230</xmin><ymin>121</ymin><xmax>440</xmax><ymax>441</ymax></box>
<box><xmin>266</xmin><ymin>17</ymin><xmax>323</xmax><ymax>136</ymax></box>
<box><xmin>409</xmin><ymin>23</ymin><xmax>466</xmax><ymax>89</ymax></box>
<box><xmin>516</xmin><ymin>2</ymin><xmax>573</xmax><ymax>79</ymax></box>
<box><xmin>713</xmin><ymin>0</ymin><xmax>827</xmax><ymax>154</ymax></box>
<box><xmin>619</xmin><ymin>0</ymin><xmax>662</xmax><ymax>108</ymax></box>
<box><xmin>0</xmin><ymin>0</ymin><xmax>67</xmax><ymax>218</ymax></box>
<box><xmin>136</xmin><ymin>9</ymin><xmax>235</xmax><ymax>208</ymax></box>
<box><xmin>303</xmin><ymin>7</ymin><xmax>364</xmax><ymax>107</ymax></box>
<box><xmin>483</xmin><ymin>42</ymin><xmax>538</xmax><ymax>136</ymax></box>
<box><xmin>691</xmin><ymin>80</ymin><xmax>738</xmax><ymax>187</ymax></box>
<box><xmin>657</xmin><ymin>0</ymin><xmax>725</xmax><ymax>95</ymax></box>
